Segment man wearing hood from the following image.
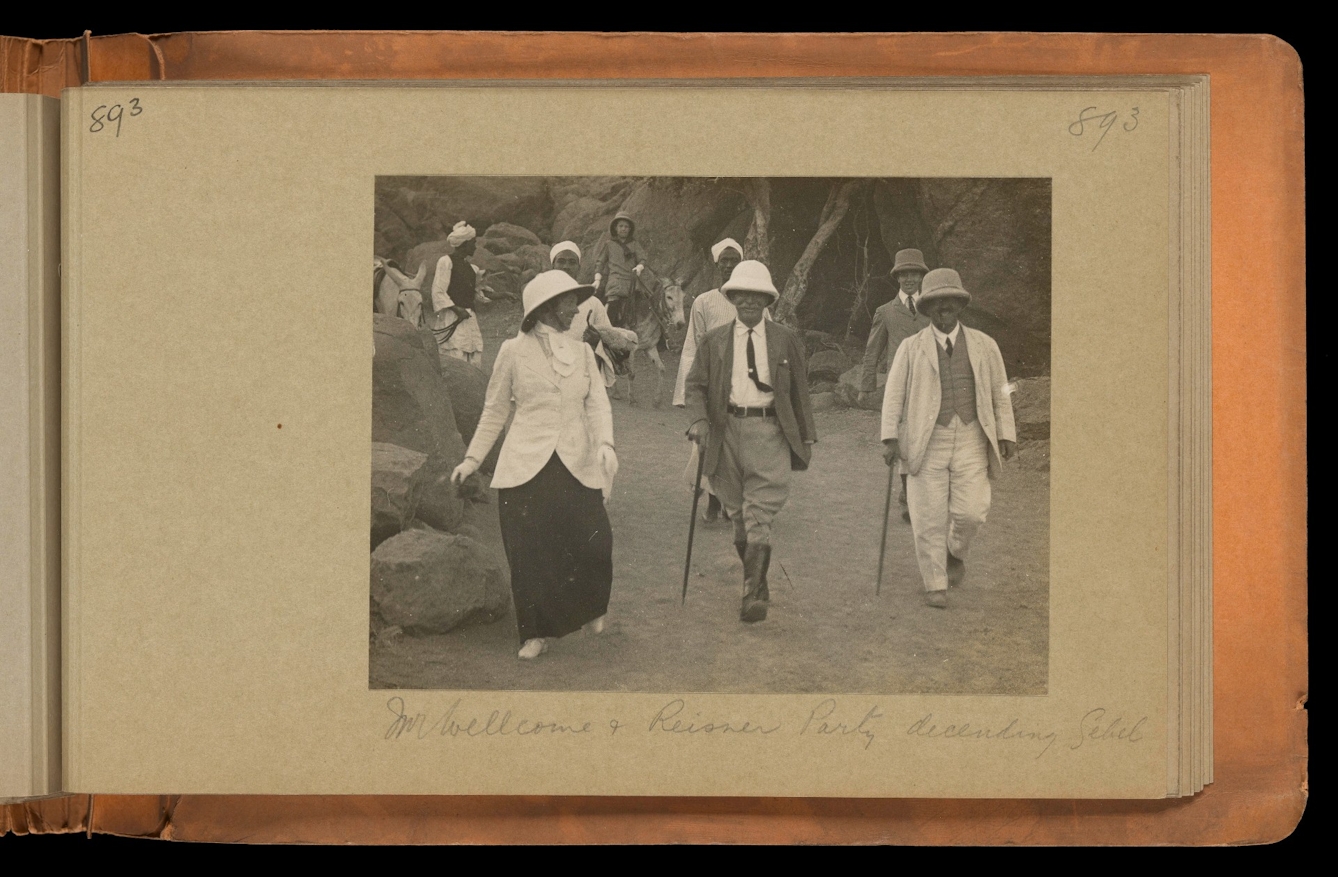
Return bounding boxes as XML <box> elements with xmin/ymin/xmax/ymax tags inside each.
<box><xmin>592</xmin><ymin>211</ymin><xmax>648</xmax><ymax>331</ymax></box>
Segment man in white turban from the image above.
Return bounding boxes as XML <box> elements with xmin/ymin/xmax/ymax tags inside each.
<box><xmin>430</xmin><ymin>221</ymin><xmax>485</xmax><ymax>366</ymax></box>
<box><xmin>551</xmin><ymin>241</ymin><xmax>636</xmax><ymax>389</ymax></box>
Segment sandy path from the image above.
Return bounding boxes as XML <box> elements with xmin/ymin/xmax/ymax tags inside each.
<box><xmin>371</xmin><ymin>302</ymin><xmax>1049</xmax><ymax>695</ymax></box>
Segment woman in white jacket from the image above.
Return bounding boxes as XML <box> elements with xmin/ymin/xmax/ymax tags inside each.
<box><xmin>450</xmin><ymin>271</ymin><xmax>619</xmax><ymax>660</ymax></box>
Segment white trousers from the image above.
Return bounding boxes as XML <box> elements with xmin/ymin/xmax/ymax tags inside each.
<box><xmin>906</xmin><ymin>415</ymin><xmax>991</xmax><ymax>592</ymax></box>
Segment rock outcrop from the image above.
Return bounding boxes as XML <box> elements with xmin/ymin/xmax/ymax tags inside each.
<box><xmin>372</xmin><ymin>314</ymin><xmax>466</xmax><ymax>464</ymax></box>
<box><xmin>370</xmin><ymin>528</ymin><xmax>509</xmax><ymax>634</ymax></box>
<box><xmin>376</xmin><ymin>175</ymin><xmax>1051</xmax><ymax>379</ymax></box>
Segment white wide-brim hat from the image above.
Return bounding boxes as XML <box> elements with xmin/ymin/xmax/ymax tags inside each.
<box><xmin>522</xmin><ymin>270</ymin><xmax>594</xmax><ymax>322</ymax></box>
<box><xmin>917</xmin><ymin>267</ymin><xmax>972</xmax><ymax>307</ymax></box>
<box><xmin>720</xmin><ymin>259</ymin><xmax>779</xmax><ymax>304</ymax></box>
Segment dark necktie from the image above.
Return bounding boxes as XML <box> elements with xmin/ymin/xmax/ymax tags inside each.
<box><xmin>746</xmin><ymin>330</ymin><xmax>773</xmax><ymax>393</ymax></box>
<box><xmin>944</xmin><ymin>337</ymin><xmax>954</xmax><ymax>357</ymax></box>
<box><xmin>908</xmin><ymin>296</ymin><xmax>917</xmax><ymax>317</ymax></box>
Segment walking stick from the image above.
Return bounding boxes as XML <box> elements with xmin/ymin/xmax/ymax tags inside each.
<box><xmin>682</xmin><ymin>438</ymin><xmax>708</xmax><ymax>605</ymax></box>
<box><xmin>875</xmin><ymin>462</ymin><xmax>895</xmax><ymax>595</ymax></box>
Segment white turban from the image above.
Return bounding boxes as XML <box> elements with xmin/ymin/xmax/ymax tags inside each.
<box><xmin>447</xmin><ymin>221</ymin><xmax>476</xmax><ymax>248</ymax></box>
<box><xmin>711</xmin><ymin>238</ymin><xmax>743</xmax><ymax>263</ymax></box>
<box><xmin>549</xmin><ymin>240</ymin><xmax>582</xmax><ymax>262</ymax></box>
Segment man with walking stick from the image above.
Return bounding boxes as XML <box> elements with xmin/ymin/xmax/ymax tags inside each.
<box><xmin>683</xmin><ymin>261</ymin><xmax>816</xmax><ymax>622</ymax></box>
<box><xmin>859</xmin><ymin>248</ymin><xmax>932</xmax><ymax>523</ymax></box>
<box><xmin>880</xmin><ymin>268</ymin><xmax>1016</xmax><ymax>609</ymax></box>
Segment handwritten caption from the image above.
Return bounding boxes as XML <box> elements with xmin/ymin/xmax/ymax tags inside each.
<box><xmin>89</xmin><ymin>99</ymin><xmax>143</xmax><ymax>137</ymax></box>
<box><xmin>383</xmin><ymin>697</ymin><xmax>1146</xmax><ymax>759</ymax></box>
<box><xmin>1069</xmin><ymin>106</ymin><xmax>1140</xmax><ymax>151</ymax></box>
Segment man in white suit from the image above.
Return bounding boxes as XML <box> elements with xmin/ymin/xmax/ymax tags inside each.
<box><xmin>880</xmin><ymin>268</ymin><xmax>1017</xmax><ymax>608</ymax></box>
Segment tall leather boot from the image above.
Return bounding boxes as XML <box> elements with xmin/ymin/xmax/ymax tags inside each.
<box><xmin>740</xmin><ymin>543</ymin><xmax>769</xmax><ymax>623</ymax></box>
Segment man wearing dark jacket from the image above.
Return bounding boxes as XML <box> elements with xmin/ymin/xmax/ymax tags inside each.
<box><xmin>684</xmin><ymin>260</ymin><xmax>817</xmax><ymax>623</ymax></box>
<box><xmin>859</xmin><ymin>247</ymin><xmax>932</xmax><ymax>520</ymax></box>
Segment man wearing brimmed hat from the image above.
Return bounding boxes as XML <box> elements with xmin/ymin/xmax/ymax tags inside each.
<box><xmin>684</xmin><ymin>260</ymin><xmax>817</xmax><ymax>623</ymax></box>
<box><xmin>673</xmin><ymin>237</ymin><xmax>756</xmax><ymax>523</ymax></box>
<box><xmin>551</xmin><ymin>240</ymin><xmax>638</xmax><ymax>389</ymax></box>
<box><xmin>880</xmin><ymin>268</ymin><xmax>1016</xmax><ymax>608</ymax></box>
<box><xmin>860</xmin><ymin>248</ymin><xmax>933</xmax><ymax>522</ymax></box>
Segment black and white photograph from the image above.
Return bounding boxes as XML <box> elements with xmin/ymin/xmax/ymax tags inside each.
<box><xmin>369</xmin><ymin>175</ymin><xmax>1051</xmax><ymax>695</ymax></box>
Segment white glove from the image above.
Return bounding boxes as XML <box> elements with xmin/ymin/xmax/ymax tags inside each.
<box><xmin>633</xmin><ymin>264</ymin><xmax>644</xmax><ymax>276</ymax></box>
<box><xmin>450</xmin><ymin>457</ymin><xmax>480</xmax><ymax>486</ymax></box>
<box><xmin>592</xmin><ymin>274</ymin><xmax>602</xmax><ymax>290</ymax></box>
<box><xmin>598</xmin><ymin>445</ymin><xmax>618</xmax><ymax>480</ymax></box>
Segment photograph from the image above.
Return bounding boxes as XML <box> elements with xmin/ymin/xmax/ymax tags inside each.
<box><xmin>369</xmin><ymin>174</ymin><xmax>1051</xmax><ymax>695</ymax></box>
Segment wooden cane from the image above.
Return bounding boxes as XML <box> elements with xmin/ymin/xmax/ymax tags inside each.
<box><xmin>875</xmin><ymin>461</ymin><xmax>895</xmax><ymax>595</ymax></box>
<box><xmin>682</xmin><ymin>437</ymin><xmax>708</xmax><ymax>605</ymax></box>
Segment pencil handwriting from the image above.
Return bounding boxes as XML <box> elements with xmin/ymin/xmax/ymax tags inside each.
<box><xmin>1068</xmin><ymin>106</ymin><xmax>1140</xmax><ymax>151</ymax></box>
<box><xmin>907</xmin><ymin>712</ymin><xmax>1059</xmax><ymax>758</ymax></box>
<box><xmin>1071</xmin><ymin>708</ymin><xmax>1147</xmax><ymax>750</ymax></box>
<box><xmin>647</xmin><ymin>699</ymin><xmax>782</xmax><ymax>735</ymax></box>
<box><xmin>799</xmin><ymin>698</ymin><xmax>884</xmax><ymax>750</ymax></box>
<box><xmin>384</xmin><ymin>696</ymin><xmax>596</xmax><ymax>740</ymax></box>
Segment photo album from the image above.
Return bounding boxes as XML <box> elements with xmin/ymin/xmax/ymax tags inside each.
<box><xmin>0</xmin><ymin>33</ymin><xmax>1300</xmax><ymax>828</ymax></box>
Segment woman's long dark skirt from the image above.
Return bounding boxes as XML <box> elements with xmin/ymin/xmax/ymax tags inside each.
<box><xmin>498</xmin><ymin>453</ymin><xmax>613</xmax><ymax>644</ymax></box>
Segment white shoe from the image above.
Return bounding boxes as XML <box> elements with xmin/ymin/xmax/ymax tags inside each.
<box><xmin>583</xmin><ymin>615</ymin><xmax>607</xmax><ymax>635</ymax></box>
<box><xmin>518</xmin><ymin>638</ymin><xmax>548</xmax><ymax>660</ymax></box>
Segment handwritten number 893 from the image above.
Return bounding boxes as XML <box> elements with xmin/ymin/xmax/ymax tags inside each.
<box><xmin>1069</xmin><ymin>106</ymin><xmax>1139</xmax><ymax>151</ymax></box>
<box><xmin>89</xmin><ymin>99</ymin><xmax>143</xmax><ymax>137</ymax></box>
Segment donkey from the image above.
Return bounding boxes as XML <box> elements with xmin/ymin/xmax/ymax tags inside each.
<box><xmin>373</xmin><ymin>257</ymin><xmax>427</xmax><ymax>325</ymax></box>
<box><xmin>609</xmin><ymin>273</ymin><xmax>687</xmax><ymax>408</ymax></box>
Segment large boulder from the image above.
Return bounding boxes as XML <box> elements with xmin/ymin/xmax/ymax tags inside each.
<box><xmin>907</xmin><ymin>179</ymin><xmax>1051</xmax><ymax>377</ymax></box>
<box><xmin>374</xmin><ymin>176</ymin><xmax>552</xmax><ymax>265</ymax></box>
<box><xmin>371</xmin><ymin>528</ymin><xmax>510</xmax><ymax>635</ymax></box>
<box><xmin>435</xmin><ymin>353</ymin><xmax>503</xmax><ymax>476</ymax></box>
<box><xmin>810</xmin><ymin>392</ymin><xmax>837</xmax><ymax>413</ymax></box>
<box><xmin>372</xmin><ymin>443</ymin><xmax>465</xmax><ymax>550</ymax></box>
<box><xmin>435</xmin><ymin>354</ymin><xmax>487</xmax><ymax>442</ymax></box>
<box><xmin>479</xmin><ymin>221</ymin><xmax>542</xmax><ymax>253</ymax></box>
<box><xmin>372</xmin><ymin>313</ymin><xmax>467</xmax><ymax>464</ymax></box>
<box><xmin>1009</xmin><ymin>376</ymin><xmax>1050</xmax><ymax>441</ymax></box>
<box><xmin>550</xmin><ymin>177</ymin><xmax>752</xmax><ymax>300</ymax></box>
<box><xmin>403</xmin><ymin>239</ymin><xmax>452</xmax><ymax>300</ymax></box>
<box><xmin>836</xmin><ymin>364</ymin><xmax>884</xmax><ymax>409</ymax></box>
<box><xmin>371</xmin><ymin>443</ymin><xmax>427</xmax><ymax>549</ymax></box>
<box><xmin>807</xmin><ymin>348</ymin><xmax>854</xmax><ymax>382</ymax></box>
<box><xmin>1013</xmin><ymin>439</ymin><xmax>1051</xmax><ymax>473</ymax></box>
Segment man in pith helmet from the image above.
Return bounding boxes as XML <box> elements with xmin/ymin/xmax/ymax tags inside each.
<box><xmin>880</xmin><ymin>268</ymin><xmax>1016</xmax><ymax>609</ymax></box>
<box><xmin>684</xmin><ymin>260</ymin><xmax>817</xmax><ymax>623</ymax></box>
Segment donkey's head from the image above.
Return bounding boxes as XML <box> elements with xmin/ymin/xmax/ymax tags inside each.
<box><xmin>661</xmin><ymin>279</ymin><xmax>687</xmax><ymax>330</ymax></box>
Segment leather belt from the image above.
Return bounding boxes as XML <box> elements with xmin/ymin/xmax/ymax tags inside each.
<box><xmin>727</xmin><ymin>405</ymin><xmax>776</xmax><ymax>418</ymax></box>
